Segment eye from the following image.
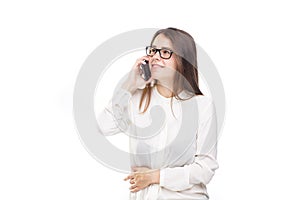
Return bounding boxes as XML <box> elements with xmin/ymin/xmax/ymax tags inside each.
<box><xmin>150</xmin><ymin>47</ymin><xmax>156</xmax><ymax>54</ymax></box>
<box><xmin>161</xmin><ymin>49</ymin><xmax>171</xmax><ymax>55</ymax></box>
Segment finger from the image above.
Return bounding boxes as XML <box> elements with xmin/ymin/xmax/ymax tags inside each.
<box><xmin>130</xmin><ymin>186</ymin><xmax>140</xmax><ymax>193</ymax></box>
<box><xmin>133</xmin><ymin>57</ymin><xmax>147</xmax><ymax>66</ymax></box>
<box><xmin>129</xmin><ymin>184</ymin><xmax>138</xmax><ymax>190</ymax></box>
<box><xmin>132</xmin><ymin>56</ymin><xmax>150</xmax><ymax>70</ymax></box>
<box><xmin>124</xmin><ymin>174</ymin><xmax>134</xmax><ymax>181</ymax></box>
<box><xmin>140</xmin><ymin>56</ymin><xmax>150</xmax><ymax>62</ymax></box>
<box><xmin>145</xmin><ymin>77</ymin><xmax>154</xmax><ymax>85</ymax></box>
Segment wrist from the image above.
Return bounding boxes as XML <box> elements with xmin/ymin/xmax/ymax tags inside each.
<box><xmin>151</xmin><ymin>169</ymin><xmax>160</xmax><ymax>184</ymax></box>
<box><xmin>121</xmin><ymin>81</ymin><xmax>136</xmax><ymax>95</ymax></box>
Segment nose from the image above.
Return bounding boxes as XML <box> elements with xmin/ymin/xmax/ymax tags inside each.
<box><xmin>152</xmin><ymin>50</ymin><xmax>161</xmax><ymax>60</ymax></box>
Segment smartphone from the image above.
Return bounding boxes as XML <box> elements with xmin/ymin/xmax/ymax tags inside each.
<box><xmin>140</xmin><ymin>60</ymin><xmax>151</xmax><ymax>81</ymax></box>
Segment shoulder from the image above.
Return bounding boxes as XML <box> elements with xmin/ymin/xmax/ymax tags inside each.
<box><xmin>180</xmin><ymin>91</ymin><xmax>213</xmax><ymax>107</ymax></box>
<box><xmin>195</xmin><ymin>95</ymin><xmax>214</xmax><ymax>111</ymax></box>
<box><xmin>194</xmin><ymin>95</ymin><xmax>214</xmax><ymax>109</ymax></box>
<box><xmin>192</xmin><ymin>95</ymin><xmax>216</xmax><ymax>121</ymax></box>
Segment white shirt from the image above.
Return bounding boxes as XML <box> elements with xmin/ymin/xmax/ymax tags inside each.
<box><xmin>97</xmin><ymin>86</ymin><xmax>218</xmax><ymax>200</ymax></box>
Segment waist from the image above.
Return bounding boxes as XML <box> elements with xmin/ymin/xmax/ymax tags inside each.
<box><xmin>130</xmin><ymin>184</ymin><xmax>208</xmax><ymax>200</ymax></box>
<box><xmin>158</xmin><ymin>184</ymin><xmax>209</xmax><ymax>200</ymax></box>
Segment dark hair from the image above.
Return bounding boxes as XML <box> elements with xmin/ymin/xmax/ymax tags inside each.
<box><xmin>139</xmin><ymin>27</ymin><xmax>204</xmax><ymax>113</ymax></box>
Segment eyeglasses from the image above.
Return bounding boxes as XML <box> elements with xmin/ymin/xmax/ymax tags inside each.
<box><xmin>146</xmin><ymin>46</ymin><xmax>173</xmax><ymax>59</ymax></box>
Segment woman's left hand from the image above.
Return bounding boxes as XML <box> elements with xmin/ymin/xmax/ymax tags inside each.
<box><xmin>124</xmin><ymin>167</ymin><xmax>160</xmax><ymax>193</ymax></box>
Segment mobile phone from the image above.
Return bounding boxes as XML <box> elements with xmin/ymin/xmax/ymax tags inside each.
<box><xmin>140</xmin><ymin>60</ymin><xmax>151</xmax><ymax>81</ymax></box>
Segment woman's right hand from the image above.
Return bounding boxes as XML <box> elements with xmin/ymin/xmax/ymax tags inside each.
<box><xmin>121</xmin><ymin>56</ymin><xmax>154</xmax><ymax>94</ymax></box>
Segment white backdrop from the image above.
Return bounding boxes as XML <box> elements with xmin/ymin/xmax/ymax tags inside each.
<box><xmin>1</xmin><ymin>1</ymin><xmax>299</xmax><ymax>199</ymax></box>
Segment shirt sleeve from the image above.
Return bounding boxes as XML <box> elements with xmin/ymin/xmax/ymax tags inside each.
<box><xmin>97</xmin><ymin>88</ymin><xmax>133</xmax><ymax>136</ymax></box>
<box><xmin>159</xmin><ymin>100</ymin><xmax>219</xmax><ymax>191</ymax></box>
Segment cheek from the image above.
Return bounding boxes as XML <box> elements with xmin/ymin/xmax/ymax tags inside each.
<box><xmin>165</xmin><ymin>59</ymin><xmax>177</xmax><ymax>71</ymax></box>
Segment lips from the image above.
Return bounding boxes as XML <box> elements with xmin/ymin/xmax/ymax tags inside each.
<box><xmin>151</xmin><ymin>64</ymin><xmax>164</xmax><ymax>68</ymax></box>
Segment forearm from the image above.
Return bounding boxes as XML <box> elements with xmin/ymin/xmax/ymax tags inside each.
<box><xmin>97</xmin><ymin>87</ymin><xmax>133</xmax><ymax>135</ymax></box>
<box><xmin>121</xmin><ymin>80</ymin><xmax>137</xmax><ymax>95</ymax></box>
<box><xmin>159</xmin><ymin>153</ymin><xmax>218</xmax><ymax>191</ymax></box>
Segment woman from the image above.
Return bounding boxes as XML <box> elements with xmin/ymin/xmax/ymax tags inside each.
<box><xmin>98</xmin><ymin>27</ymin><xmax>218</xmax><ymax>200</ymax></box>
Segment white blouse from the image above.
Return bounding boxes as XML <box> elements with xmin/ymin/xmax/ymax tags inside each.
<box><xmin>97</xmin><ymin>85</ymin><xmax>218</xmax><ymax>200</ymax></box>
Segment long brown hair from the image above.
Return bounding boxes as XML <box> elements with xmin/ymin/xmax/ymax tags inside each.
<box><xmin>139</xmin><ymin>27</ymin><xmax>204</xmax><ymax>113</ymax></box>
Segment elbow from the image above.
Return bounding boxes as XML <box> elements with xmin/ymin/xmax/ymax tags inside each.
<box><xmin>190</xmin><ymin>159</ymin><xmax>219</xmax><ymax>185</ymax></box>
<box><xmin>201</xmin><ymin>166</ymin><xmax>216</xmax><ymax>185</ymax></box>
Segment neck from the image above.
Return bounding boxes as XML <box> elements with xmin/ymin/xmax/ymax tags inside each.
<box><xmin>156</xmin><ymin>84</ymin><xmax>174</xmax><ymax>98</ymax></box>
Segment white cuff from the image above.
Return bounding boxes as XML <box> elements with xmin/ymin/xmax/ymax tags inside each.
<box><xmin>159</xmin><ymin>165</ymin><xmax>193</xmax><ymax>191</ymax></box>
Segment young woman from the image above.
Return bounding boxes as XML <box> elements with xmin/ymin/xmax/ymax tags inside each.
<box><xmin>98</xmin><ymin>28</ymin><xmax>218</xmax><ymax>200</ymax></box>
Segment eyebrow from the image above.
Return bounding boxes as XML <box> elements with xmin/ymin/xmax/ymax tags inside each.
<box><xmin>151</xmin><ymin>45</ymin><xmax>173</xmax><ymax>50</ymax></box>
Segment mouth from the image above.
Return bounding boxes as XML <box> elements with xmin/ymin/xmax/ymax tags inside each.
<box><xmin>151</xmin><ymin>64</ymin><xmax>164</xmax><ymax>68</ymax></box>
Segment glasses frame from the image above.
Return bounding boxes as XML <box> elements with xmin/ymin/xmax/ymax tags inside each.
<box><xmin>145</xmin><ymin>46</ymin><xmax>174</xmax><ymax>59</ymax></box>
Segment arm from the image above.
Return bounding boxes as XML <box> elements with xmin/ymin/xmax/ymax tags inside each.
<box><xmin>159</xmin><ymin>101</ymin><xmax>219</xmax><ymax>191</ymax></box>
<box><xmin>97</xmin><ymin>88</ymin><xmax>133</xmax><ymax>136</ymax></box>
<box><xmin>97</xmin><ymin>56</ymin><xmax>154</xmax><ymax>136</ymax></box>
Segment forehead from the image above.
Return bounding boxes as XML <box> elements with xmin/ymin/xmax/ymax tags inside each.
<box><xmin>152</xmin><ymin>34</ymin><xmax>173</xmax><ymax>49</ymax></box>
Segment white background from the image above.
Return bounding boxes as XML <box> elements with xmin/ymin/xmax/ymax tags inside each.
<box><xmin>1</xmin><ymin>0</ymin><xmax>299</xmax><ymax>199</ymax></box>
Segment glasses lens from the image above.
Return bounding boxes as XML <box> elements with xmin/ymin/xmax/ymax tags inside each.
<box><xmin>160</xmin><ymin>49</ymin><xmax>172</xmax><ymax>59</ymax></box>
<box><xmin>146</xmin><ymin>46</ymin><xmax>156</xmax><ymax>56</ymax></box>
